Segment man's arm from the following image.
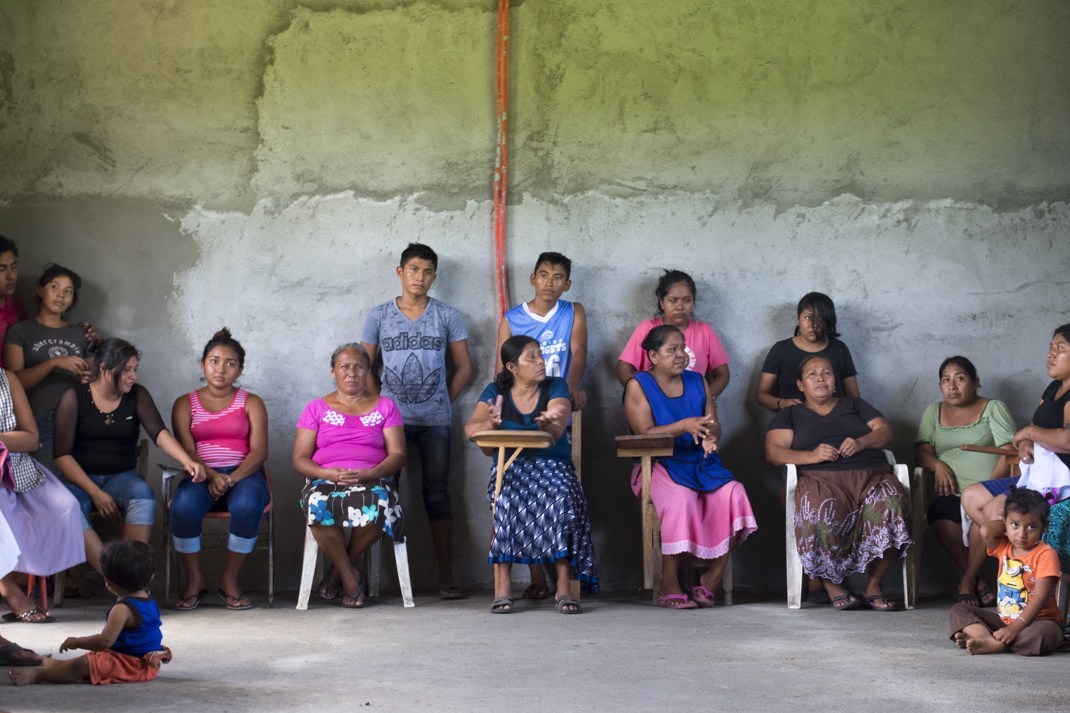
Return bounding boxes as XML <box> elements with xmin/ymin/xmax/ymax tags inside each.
<box><xmin>494</xmin><ymin>316</ymin><xmax>512</xmax><ymax>375</ymax></box>
<box><xmin>447</xmin><ymin>339</ymin><xmax>473</xmax><ymax>402</ymax></box>
<box><xmin>568</xmin><ymin>302</ymin><xmax>588</xmax><ymax>410</ymax></box>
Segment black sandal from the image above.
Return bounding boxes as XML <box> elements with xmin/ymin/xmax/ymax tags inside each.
<box><xmin>864</xmin><ymin>595</ymin><xmax>899</xmax><ymax>612</ymax></box>
<box><xmin>830</xmin><ymin>592</ymin><xmax>861</xmax><ymax>611</ymax></box>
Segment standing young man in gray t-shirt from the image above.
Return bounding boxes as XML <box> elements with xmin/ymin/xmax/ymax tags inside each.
<box><xmin>361</xmin><ymin>243</ymin><xmax>473</xmax><ymax>598</ymax></box>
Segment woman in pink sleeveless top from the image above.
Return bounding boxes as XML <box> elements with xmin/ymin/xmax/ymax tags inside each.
<box><xmin>168</xmin><ymin>329</ymin><xmax>269</xmax><ymax>611</ymax></box>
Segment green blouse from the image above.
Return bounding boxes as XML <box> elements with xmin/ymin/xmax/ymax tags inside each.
<box><xmin>915</xmin><ymin>399</ymin><xmax>1016</xmax><ymax>490</ymax></box>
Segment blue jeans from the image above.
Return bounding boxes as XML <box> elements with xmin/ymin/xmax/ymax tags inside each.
<box><xmin>405</xmin><ymin>425</ymin><xmax>452</xmax><ymax>521</ymax></box>
<box><xmin>170</xmin><ymin>467</ymin><xmax>269</xmax><ymax>554</ymax></box>
<box><xmin>64</xmin><ymin>469</ymin><xmax>156</xmax><ymax>530</ymax></box>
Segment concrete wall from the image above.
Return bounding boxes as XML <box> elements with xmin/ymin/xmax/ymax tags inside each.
<box><xmin>1</xmin><ymin>1</ymin><xmax>1068</xmax><ymax>595</ymax></box>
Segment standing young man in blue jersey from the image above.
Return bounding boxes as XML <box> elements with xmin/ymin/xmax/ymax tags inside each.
<box><xmin>362</xmin><ymin>243</ymin><xmax>473</xmax><ymax>599</ymax></box>
<box><xmin>495</xmin><ymin>252</ymin><xmax>587</xmax><ymax>409</ymax></box>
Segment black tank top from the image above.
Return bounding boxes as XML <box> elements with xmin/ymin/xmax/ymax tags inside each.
<box><xmin>1033</xmin><ymin>380</ymin><xmax>1070</xmax><ymax>469</ymax></box>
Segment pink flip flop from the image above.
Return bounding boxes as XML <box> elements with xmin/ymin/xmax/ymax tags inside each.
<box><xmin>688</xmin><ymin>585</ymin><xmax>716</xmax><ymax>608</ymax></box>
<box><xmin>657</xmin><ymin>593</ymin><xmax>698</xmax><ymax>610</ymax></box>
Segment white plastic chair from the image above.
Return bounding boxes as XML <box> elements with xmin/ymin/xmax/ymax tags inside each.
<box><xmin>785</xmin><ymin>450</ymin><xmax>915</xmax><ymax>610</ymax></box>
<box><xmin>296</xmin><ymin>525</ymin><xmax>414</xmax><ymax>609</ymax></box>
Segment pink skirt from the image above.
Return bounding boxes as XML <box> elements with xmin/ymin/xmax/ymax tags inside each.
<box><xmin>632</xmin><ymin>461</ymin><xmax>757</xmax><ymax>559</ymax></box>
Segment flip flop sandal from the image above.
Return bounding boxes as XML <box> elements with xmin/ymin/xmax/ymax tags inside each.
<box><xmin>657</xmin><ymin>593</ymin><xmax>698</xmax><ymax>610</ymax></box>
<box><xmin>490</xmin><ymin>596</ymin><xmax>513</xmax><ymax>613</ymax></box>
<box><xmin>521</xmin><ymin>584</ymin><xmax>548</xmax><ymax>600</ymax></box>
<box><xmin>976</xmin><ymin>585</ymin><xmax>997</xmax><ymax>608</ymax></box>
<box><xmin>217</xmin><ymin>589</ymin><xmax>253</xmax><ymax>611</ymax></box>
<box><xmin>1</xmin><ymin>608</ymin><xmax>55</xmax><ymax>624</ymax></box>
<box><xmin>0</xmin><ymin>642</ymin><xmax>44</xmax><ymax>667</ymax></box>
<box><xmin>864</xmin><ymin>595</ymin><xmax>899</xmax><ymax>612</ymax></box>
<box><xmin>317</xmin><ymin>577</ymin><xmax>341</xmax><ymax>601</ymax></box>
<box><xmin>830</xmin><ymin>592</ymin><xmax>862</xmax><ymax>611</ymax></box>
<box><xmin>689</xmin><ymin>586</ymin><xmax>716</xmax><ymax>608</ymax></box>
<box><xmin>342</xmin><ymin>589</ymin><xmax>366</xmax><ymax>609</ymax></box>
<box><xmin>956</xmin><ymin>592</ymin><xmax>981</xmax><ymax>607</ymax></box>
<box><xmin>555</xmin><ymin>595</ymin><xmax>582</xmax><ymax>614</ymax></box>
<box><xmin>168</xmin><ymin>589</ymin><xmax>210</xmax><ymax>611</ymax></box>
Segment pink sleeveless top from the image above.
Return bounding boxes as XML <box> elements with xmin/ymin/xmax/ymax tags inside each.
<box><xmin>189</xmin><ymin>389</ymin><xmax>250</xmax><ymax>468</ymax></box>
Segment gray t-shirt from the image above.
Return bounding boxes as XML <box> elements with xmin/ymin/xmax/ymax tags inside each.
<box><xmin>4</xmin><ymin>319</ymin><xmax>86</xmax><ymax>418</ymax></box>
<box><xmin>361</xmin><ymin>297</ymin><xmax>468</xmax><ymax>427</ymax></box>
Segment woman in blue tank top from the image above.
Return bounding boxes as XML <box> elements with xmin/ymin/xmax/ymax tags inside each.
<box><xmin>623</xmin><ymin>325</ymin><xmax>757</xmax><ymax>610</ymax></box>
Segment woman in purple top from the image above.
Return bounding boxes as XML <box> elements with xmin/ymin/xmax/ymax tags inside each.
<box><xmin>293</xmin><ymin>343</ymin><xmax>406</xmax><ymax>609</ymax></box>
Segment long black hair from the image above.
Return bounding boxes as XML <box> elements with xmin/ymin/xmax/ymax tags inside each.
<box><xmin>794</xmin><ymin>292</ymin><xmax>840</xmax><ymax>339</ymax></box>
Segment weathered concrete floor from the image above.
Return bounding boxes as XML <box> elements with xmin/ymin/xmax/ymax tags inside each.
<box><xmin>1</xmin><ymin>590</ymin><xmax>1064</xmax><ymax>713</ymax></box>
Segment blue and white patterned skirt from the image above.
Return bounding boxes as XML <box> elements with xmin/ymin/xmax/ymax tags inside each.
<box><xmin>485</xmin><ymin>456</ymin><xmax>598</xmax><ymax>589</ymax></box>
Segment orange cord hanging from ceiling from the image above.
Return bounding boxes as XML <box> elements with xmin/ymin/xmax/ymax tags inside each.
<box><xmin>493</xmin><ymin>0</ymin><xmax>510</xmax><ymax>317</ymax></box>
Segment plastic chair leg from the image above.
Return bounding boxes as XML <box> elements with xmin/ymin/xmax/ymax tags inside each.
<box><xmin>394</xmin><ymin>541</ymin><xmax>415</xmax><ymax>608</ymax></box>
<box><xmin>785</xmin><ymin>466</ymin><xmax>803</xmax><ymax>609</ymax></box>
<box><xmin>296</xmin><ymin>526</ymin><xmax>319</xmax><ymax>611</ymax></box>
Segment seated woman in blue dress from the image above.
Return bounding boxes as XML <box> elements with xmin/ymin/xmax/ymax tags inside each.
<box><xmin>623</xmin><ymin>324</ymin><xmax>757</xmax><ymax>609</ymax></box>
<box><xmin>464</xmin><ymin>335</ymin><xmax>597</xmax><ymax>614</ymax></box>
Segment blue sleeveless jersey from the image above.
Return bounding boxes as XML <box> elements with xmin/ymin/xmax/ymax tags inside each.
<box><xmin>505</xmin><ymin>300</ymin><xmax>575</xmax><ymax>379</ymax></box>
<box><xmin>633</xmin><ymin>370</ymin><xmax>734</xmax><ymax>493</ymax></box>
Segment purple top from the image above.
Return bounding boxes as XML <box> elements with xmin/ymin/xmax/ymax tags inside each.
<box><xmin>296</xmin><ymin>396</ymin><xmax>403</xmax><ymax>471</ymax></box>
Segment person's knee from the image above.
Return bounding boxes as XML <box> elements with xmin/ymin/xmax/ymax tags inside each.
<box><xmin>170</xmin><ymin>489</ymin><xmax>204</xmax><ymax>523</ymax></box>
<box><xmin>960</xmin><ymin>483</ymin><xmax>986</xmax><ymax>511</ymax></box>
<box><xmin>124</xmin><ymin>498</ymin><xmax>155</xmax><ymax>526</ymax></box>
<box><xmin>981</xmin><ymin>495</ymin><xmax>1006</xmax><ymax>521</ymax></box>
<box><xmin>423</xmin><ymin>485</ymin><xmax>451</xmax><ymax>521</ymax></box>
<box><xmin>228</xmin><ymin>475</ymin><xmax>269</xmax><ymax>518</ymax></box>
<box><xmin>927</xmin><ymin>495</ymin><xmax>962</xmax><ymax>525</ymax></box>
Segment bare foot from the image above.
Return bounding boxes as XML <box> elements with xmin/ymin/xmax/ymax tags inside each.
<box><xmin>952</xmin><ymin>632</ymin><xmax>967</xmax><ymax>649</ymax></box>
<box><xmin>9</xmin><ymin>667</ymin><xmax>41</xmax><ymax>685</ymax></box>
<box><xmin>966</xmin><ymin>636</ymin><xmax>1006</xmax><ymax>655</ymax></box>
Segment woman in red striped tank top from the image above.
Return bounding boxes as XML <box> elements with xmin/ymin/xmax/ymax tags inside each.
<box><xmin>167</xmin><ymin>329</ymin><xmax>269</xmax><ymax>611</ymax></box>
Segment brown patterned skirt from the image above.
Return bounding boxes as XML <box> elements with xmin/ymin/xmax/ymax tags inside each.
<box><xmin>794</xmin><ymin>465</ymin><xmax>912</xmax><ymax>583</ymax></box>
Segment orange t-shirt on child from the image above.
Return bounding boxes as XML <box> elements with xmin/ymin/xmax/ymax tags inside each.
<box><xmin>988</xmin><ymin>538</ymin><xmax>1061</xmax><ymax>626</ymax></box>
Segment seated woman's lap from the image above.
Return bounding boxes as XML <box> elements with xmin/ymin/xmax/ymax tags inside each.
<box><xmin>300</xmin><ymin>477</ymin><xmax>405</xmax><ymax>541</ymax></box>
<box><xmin>170</xmin><ymin>469</ymin><xmax>269</xmax><ymax>547</ymax></box>
<box><xmin>633</xmin><ymin>461</ymin><xmax>756</xmax><ymax>558</ymax></box>
<box><xmin>794</xmin><ymin>467</ymin><xmax>911</xmax><ymax>579</ymax></box>
<box><xmin>63</xmin><ymin>470</ymin><xmax>155</xmax><ymax>529</ymax></box>
<box><xmin>979</xmin><ymin>476</ymin><xmax>1018</xmax><ymax>497</ymax></box>
<box><xmin>927</xmin><ymin>493</ymin><xmax>962</xmax><ymax>525</ymax></box>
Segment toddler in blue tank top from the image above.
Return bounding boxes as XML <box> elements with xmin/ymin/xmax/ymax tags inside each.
<box><xmin>10</xmin><ymin>540</ymin><xmax>171</xmax><ymax>686</ymax></box>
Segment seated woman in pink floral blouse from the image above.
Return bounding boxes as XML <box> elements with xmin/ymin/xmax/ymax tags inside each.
<box><xmin>292</xmin><ymin>343</ymin><xmax>406</xmax><ymax>609</ymax></box>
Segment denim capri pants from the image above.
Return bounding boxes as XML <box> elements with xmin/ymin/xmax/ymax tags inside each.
<box><xmin>170</xmin><ymin>467</ymin><xmax>269</xmax><ymax>555</ymax></box>
<box><xmin>64</xmin><ymin>469</ymin><xmax>156</xmax><ymax>530</ymax></box>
